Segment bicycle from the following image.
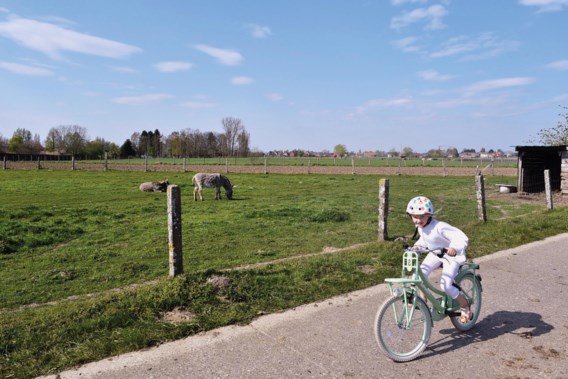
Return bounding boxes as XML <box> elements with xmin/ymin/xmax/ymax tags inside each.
<box><xmin>374</xmin><ymin>244</ymin><xmax>482</xmax><ymax>362</ymax></box>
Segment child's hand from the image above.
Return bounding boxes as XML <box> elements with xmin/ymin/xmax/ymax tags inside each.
<box><xmin>447</xmin><ymin>247</ymin><xmax>457</xmax><ymax>256</ymax></box>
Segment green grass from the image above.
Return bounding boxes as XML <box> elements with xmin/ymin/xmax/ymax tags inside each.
<box><xmin>1</xmin><ymin>169</ymin><xmax>566</xmax><ymax>378</ymax></box>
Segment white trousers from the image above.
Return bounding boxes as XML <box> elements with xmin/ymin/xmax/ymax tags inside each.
<box><xmin>420</xmin><ymin>252</ymin><xmax>465</xmax><ymax>299</ymax></box>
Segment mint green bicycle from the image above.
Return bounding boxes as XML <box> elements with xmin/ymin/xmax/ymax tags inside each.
<box><xmin>374</xmin><ymin>245</ymin><xmax>482</xmax><ymax>362</ymax></box>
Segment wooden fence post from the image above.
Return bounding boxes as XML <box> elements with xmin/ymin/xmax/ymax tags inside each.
<box><xmin>3</xmin><ymin>155</ymin><xmax>6</xmax><ymax>170</ymax></box>
<box><xmin>352</xmin><ymin>158</ymin><xmax>355</xmax><ymax>175</ymax></box>
<box><xmin>144</xmin><ymin>156</ymin><xmax>148</xmax><ymax>172</ymax></box>
<box><xmin>442</xmin><ymin>158</ymin><xmax>446</xmax><ymax>177</ymax></box>
<box><xmin>183</xmin><ymin>158</ymin><xmax>187</xmax><ymax>172</ymax></box>
<box><xmin>104</xmin><ymin>152</ymin><xmax>108</xmax><ymax>172</ymax></box>
<box><xmin>378</xmin><ymin>178</ymin><xmax>389</xmax><ymax>240</ymax></box>
<box><xmin>225</xmin><ymin>158</ymin><xmax>229</xmax><ymax>174</ymax></box>
<box><xmin>475</xmin><ymin>174</ymin><xmax>487</xmax><ymax>222</ymax></box>
<box><xmin>167</xmin><ymin>185</ymin><xmax>183</xmax><ymax>277</ymax></box>
<box><xmin>264</xmin><ymin>158</ymin><xmax>268</xmax><ymax>175</ymax></box>
<box><xmin>37</xmin><ymin>156</ymin><xmax>41</xmax><ymax>170</ymax></box>
<box><xmin>72</xmin><ymin>156</ymin><xmax>75</xmax><ymax>171</ymax></box>
<box><xmin>544</xmin><ymin>169</ymin><xmax>553</xmax><ymax>209</ymax></box>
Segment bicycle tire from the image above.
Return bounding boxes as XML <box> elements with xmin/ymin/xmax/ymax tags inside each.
<box><xmin>374</xmin><ymin>295</ymin><xmax>432</xmax><ymax>362</ymax></box>
<box><xmin>451</xmin><ymin>273</ymin><xmax>482</xmax><ymax>331</ymax></box>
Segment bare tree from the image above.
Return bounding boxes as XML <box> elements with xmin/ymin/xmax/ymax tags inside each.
<box><xmin>237</xmin><ymin>130</ymin><xmax>250</xmax><ymax>157</ymax></box>
<box><xmin>63</xmin><ymin>125</ymin><xmax>88</xmax><ymax>156</ymax></box>
<box><xmin>535</xmin><ymin>105</ymin><xmax>568</xmax><ymax>145</ymax></box>
<box><xmin>222</xmin><ymin>117</ymin><xmax>245</xmax><ymax>157</ymax></box>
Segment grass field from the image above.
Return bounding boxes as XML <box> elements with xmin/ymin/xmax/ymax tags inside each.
<box><xmin>1</xmin><ymin>169</ymin><xmax>566</xmax><ymax>378</ymax></box>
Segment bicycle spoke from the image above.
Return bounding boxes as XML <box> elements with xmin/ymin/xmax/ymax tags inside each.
<box><xmin>375</xmin><ymin>296</ymin><xmax>431</xmax><ymax>362</ymax></box>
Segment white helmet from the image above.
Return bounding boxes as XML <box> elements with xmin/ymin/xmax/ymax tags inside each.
<box><xmin>406</xmin><ymin>196</ymin><xmax>434</xmax><ymax>215</ymax></box>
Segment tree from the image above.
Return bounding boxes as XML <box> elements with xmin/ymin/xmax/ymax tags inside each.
<box><xmin>8</xmin><ymin>128</ymin><xmax>42</xmax><ymax>154</ymax></box>
<box><xmin>139</xmin><ymin>131</ymin><xmax>149</xmax><ymax>157</ymax></box>
<box><xmin>222</xmin><ymin>117</ymin><xmax>245</xmax><ymax>157</ymax></box>
<box><xmin>0</xmin><ymin>134</ymin><xmax>7</xmax><ymax>153</ymax></box>
<box><xmin>120</xmin><ymin>139</ymin><xmax>137</xmax><ymax>158</ymax></box>
<box><xmin>401</xmin><ymin>146</ymin><xmax>414</xmax><ymax>158</ymax></box>
<box><xmin>45</xmin><ymin>128</ymin><xmax>63</xmax><ymax>153</ymax></box>
<box><xmin>426</xmin><ymin>148</ymin><xmax>444</xmax><ymax>158</ymax></box>
<box><xmin>446</xmin><ymin>147</ymin><xmax>459</xmax><ymax>158</ymax></box>
<box><xmin>237</xmin><ymin>130</ymin><xmax>250</xmax><ymax>157</ymax></box>
<box><xmin>152</xmin><ymin>129</ymin><xmax>162</xmax><ymax>157</ymax></box>
<box><xmin>535</xmin><ymin>106</ymin><xmax>568</xmax><ymax>145</ymax></box>
<box><xmin>44</xmin><ymin>125</ymin><xmax>88</xmax><ymax>155</ymax></box>
<box><xmin>85</xmin><ymin>137</ymin><xmax>115</xmax><ymax>159</ymax></box>
<box><xmin>334</xmin><ymin>144</ymin><xmax>347</xmax><ymax>158</ymax></box>
<box><xmin>62</xmin><ymin>125</ymin><xmax>88</xmax><ymax>156</ymax></box>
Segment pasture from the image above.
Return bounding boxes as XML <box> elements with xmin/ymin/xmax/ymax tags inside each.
<box><xmin>1</xmin><ymin>169</ymin><xmax>567</xmax><ymax>378</ymax></box>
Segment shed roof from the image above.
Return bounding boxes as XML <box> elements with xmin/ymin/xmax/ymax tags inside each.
<box><xmin>515</xmin><ymin>145</ymin><xmax>568</xmax><ymax>152</ymax></box>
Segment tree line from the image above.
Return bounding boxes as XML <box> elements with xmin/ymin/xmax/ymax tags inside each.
<box><xmin>0</xmin><ymin>117</ymin><xmax>251</xmax><ymax>159</ymax></box>
<box><xmin>2</xmin><ymin>107</ymin><xmax>567</xmax><ymax>158</ymax></box>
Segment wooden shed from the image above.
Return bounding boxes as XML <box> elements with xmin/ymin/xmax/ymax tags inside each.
<box><xmin>515</xmin><ymin>145</ymin><xmax>568</xmax><ymax>195</ymax></box>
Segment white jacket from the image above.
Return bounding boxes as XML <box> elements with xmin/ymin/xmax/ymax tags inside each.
<box><xmin>415</xmin><ymin>218</ymin><xmax>469</xmax><ymax>257</ymax></box>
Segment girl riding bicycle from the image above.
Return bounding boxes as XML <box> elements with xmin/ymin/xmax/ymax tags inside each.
<box><xmin>406</xmin><ymin>196</ymin><xmax>473</xmax><ymax>323</ymax></box>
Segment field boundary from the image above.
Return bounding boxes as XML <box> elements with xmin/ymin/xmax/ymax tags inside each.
<box><xmin>2</xmin><ymin>161</ymin><xmax>517</xmax><ymax>176</ymax></box>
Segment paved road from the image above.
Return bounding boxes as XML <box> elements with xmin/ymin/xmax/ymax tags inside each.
<box><xmin>40</xmin><ymin>234</ymin><xmax>568</xmax><ymax>379</ymax></box>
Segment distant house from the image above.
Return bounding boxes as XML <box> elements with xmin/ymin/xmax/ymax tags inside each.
<box><xmin>515</xmin><ymin>145</ymin><xmax>568</xmax><ymax>195</ymax></box>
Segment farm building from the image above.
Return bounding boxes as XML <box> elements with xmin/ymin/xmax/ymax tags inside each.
<box><xmin>515</xmin><ymin>145</ymin><xmax>568</xmax><ymax>195</ymax></box>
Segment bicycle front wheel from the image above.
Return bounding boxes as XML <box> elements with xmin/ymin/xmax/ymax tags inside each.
<box><xmin>374</xmin><ymin>295</ymin><xmax>432</xmax><ymax>362</ymax></box>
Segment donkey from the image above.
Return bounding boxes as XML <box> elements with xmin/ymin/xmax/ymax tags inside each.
<box><xmin>192</xmin><ymin>173</ymin><xmax>234</xmax><ymax>201</ymax></box>
<box><xmin>139</xmin><ymin>179</ymin><xmax>169</xmax><ymax>192</ymax></box>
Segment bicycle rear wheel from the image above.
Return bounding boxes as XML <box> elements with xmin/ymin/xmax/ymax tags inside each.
<box><xmin>451</xmin><ymin>273</ymin><xmax>482</xmax><ymax>331</ymax></box>
<box><xmin>374</xmin><ymin>295</ymin><xmax>432</xmax><ymax>362</ymax></box>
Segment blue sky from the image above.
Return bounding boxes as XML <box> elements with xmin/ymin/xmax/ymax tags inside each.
<box><xmin>1</xmin><ymin>0</ymin><xmax>567</xmax><ymax>153</ymax></box>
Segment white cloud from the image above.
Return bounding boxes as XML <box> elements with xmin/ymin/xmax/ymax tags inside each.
<box><xmin>0</xmin><ymin>61</ymin><xmax>53</xmax><ymax>76</ymax></box>
<box><xmin>179</xmin><ymin>97</ymin><xmax>216</xmax><ymax>109</ymax></box>
<box><xmin>546</xmin><ymin>60</ymin><xmax>568</xmax><ymax>70</ymax></box>
<box><xmin>154</xmin><ymin>61</ymin><xmax>193</xmax><ymax>73</ymax></box>
<box><xmin>244</xmin><ymin>24</ymin><xmax>271</xmax><ymax>38</ymax></box>
<box><xmin>192</xmin><ymin>44</ymin><xmax>244</xmax><ymax>66</ymax></box>
<box><xmin>430</xmin><ymin>33</ymin><xmax>520</xmax><ymax>60</ymax></box>
<box><xmin>266</xmin><ymin>93</ymin><xmax>283</xmax><ymax>102</ymax></box>
<box><xmin>0</xmin><ymin>16</ymin><xmax>142</xmax><ymax>60</ymax></box>
<box><xmin>519</xmin><ymin>0</ymin><xmax>568</xmax><ymax>12</ymax></box>
<box><xmin>390</xmin><ymin>5</ymin><xmax>448</xmax><ymax>30</ymax></box>
<box><xmin>391</xmin><ymin>0</ymin><xmax>427</xmax><ymax>5</ymax></box>
<box><xmin>463</xmin><ymin>77</ymin><xmax>534</xmax><ymax>96</ymax></box>
<box><xmin>353</xmin><ymin>97</ymin><xmax>413</xmax><ymax>115</ymax></box>
<box><xmin>110</xmin><ymin>66</ymin><xmax>138</xmax><ymax>74</ymax></box>
<box><xmin>111</xmin><ymin>93</ymin><xmax>174</xmax><ymax>105</ymax></box>
<box><xmin>417</xmin><ymin>70</ymin><xmax>455</xmax><ymax>81</ymax></box>
<box><xmin>231</xmin><ymin>76</ymin><xmax>254</xmax><ymax>85</ymax></box>
<box><xmin>391</xmin><ymin>36</ymin><xmax>421</xmax><ymax>53</ymax></box>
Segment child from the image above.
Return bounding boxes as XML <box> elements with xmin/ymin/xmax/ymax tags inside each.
<box><xmin>406</xmin><ymin>196</ymin><xmax>472</xmax><ymax>323</ymax></box>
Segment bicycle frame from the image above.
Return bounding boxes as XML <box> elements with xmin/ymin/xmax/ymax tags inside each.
<box><xmin>376</xmin><ymin>247</ymin><xmax>482</xmax><ymax>362</ymax></box>
<box><xmin>385</xmin><ymin>249</ymin><xmax>479</xmax><ymax>324</ymax></box>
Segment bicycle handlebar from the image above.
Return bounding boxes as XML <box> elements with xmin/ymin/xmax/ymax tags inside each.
<box><xmin>402</xmin><ymin>244</ymin><xmax>448</xmax><ymax>258</ymax></box>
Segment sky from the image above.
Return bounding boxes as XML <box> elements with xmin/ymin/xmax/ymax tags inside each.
<box><xmin>1</xmin><ymin>0</ymin><xmax>567</xmax><ymax>154</ymax></box>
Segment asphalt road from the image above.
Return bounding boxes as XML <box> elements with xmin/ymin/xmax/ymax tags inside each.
<box><xmin>39</xmin><ymin>233</ymin><xmax>568</xmax><ymax>379</ymax></box>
